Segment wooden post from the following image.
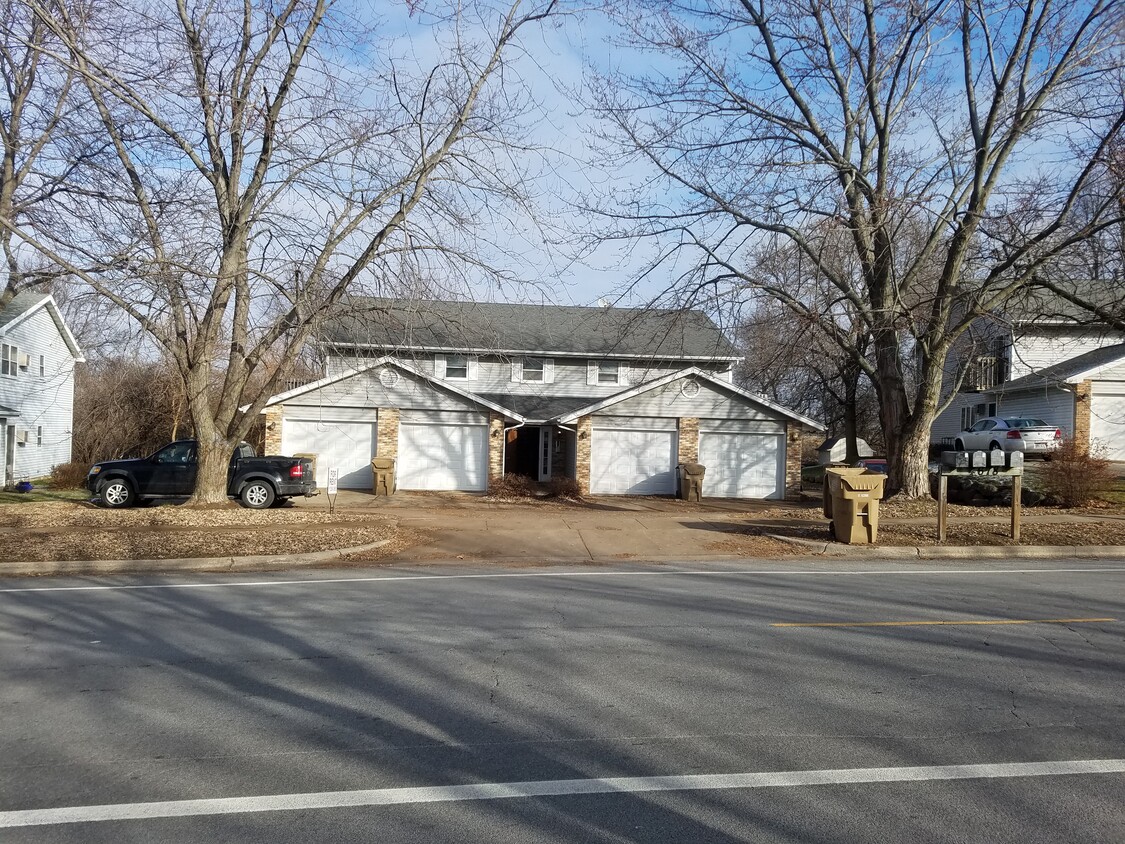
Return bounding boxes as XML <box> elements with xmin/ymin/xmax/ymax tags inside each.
<box><xmin>937</xmin><ymin>473</ymin><xmax>948</xmax><ymax>543</ymax></box>
<box><xmin>1011</xmin><ymin>474</ymin><xmax>1021</xmax><ymax>542</ymax></box>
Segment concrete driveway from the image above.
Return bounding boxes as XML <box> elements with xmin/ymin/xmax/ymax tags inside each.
<box><xmin>290</xmin><ymin>490</ymin><xmax>817</xmax><ymax>563</ymax></box>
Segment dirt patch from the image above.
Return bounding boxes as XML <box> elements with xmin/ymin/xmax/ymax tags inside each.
<box><xmin>703</xmin><ymin>535</ymin><xmax>803</xmax><ymax>557</ymax></box>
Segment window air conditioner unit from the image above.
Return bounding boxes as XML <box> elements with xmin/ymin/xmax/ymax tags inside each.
<box><xmin>18</xmin><ymin>353</ymin><xmax>31</xmax><ymax>368</ymax></box>
<box><xmin>15</xmin><ymin>429</ymin><xmax>29</xmax><ymax>444</ymax></box>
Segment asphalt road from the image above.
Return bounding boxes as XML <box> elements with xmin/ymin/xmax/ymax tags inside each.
<box><xmin>1</xmin><ymin>559</ymin><xmax>1123</xmax><ymax>842</ymax></box>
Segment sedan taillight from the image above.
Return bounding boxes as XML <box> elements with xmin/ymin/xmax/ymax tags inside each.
<box><xmin>1054</xmin><ymin>429</ymin><xmax>1062</xmax><ymax>440</ymax></box>
<box><xmin>289</xmin><ymin>464</ymin><xmax>304</xmax><ymax>478</ymax></box>
<box><xmin>1006</xmin><ymin>429</ymin><xmax>1021</xmax><ymax>439</ymax></box>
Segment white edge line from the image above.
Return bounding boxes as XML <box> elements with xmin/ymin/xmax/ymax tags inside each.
<box><xmin>1</xmin><ymin>759</ymin><xmax>1122</xmax><ymax>828</ymax></box>
<box><xmin>2</xmin><ymin>567</ymin><xmax>1125</xmax><ymax>593</ymax></box>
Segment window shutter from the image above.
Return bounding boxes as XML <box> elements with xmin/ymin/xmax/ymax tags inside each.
<box><xmin>543</xmin><ymin>359</ymin><xmax>554</xmax><ymax>384</ymax></box>
<box><xmin>511</xmin><ymin>359</ymin><xmax>522</xmax><ymax>382</ymax></box>
<box><xmin>434</xmin><ymin>354</ymin><xmax>446</xmax><ymax>378</ymax></box>
<box><xmin>587</xmin><ymin>360</ymin><xmax>598</xmax><ymax>386</ymax></box>
<box><xmin>467</xmin><ymin>356</ymin><xmax>479</xmax><ymax>380</ymax></box>
<box><xmin>619</xmin><ymin>364</ymin><xmax>631</xmax><ymax>386</ymax></box>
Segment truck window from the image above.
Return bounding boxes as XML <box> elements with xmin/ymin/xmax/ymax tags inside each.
<box><xmin>154</xmin><ymin>442</ymin><xmax>196</xmax><ymax>464</ymax></box>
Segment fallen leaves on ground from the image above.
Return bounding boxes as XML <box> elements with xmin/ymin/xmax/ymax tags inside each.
<box><xmin>0</xmin><ymin>500</ymin><xmax>418</xmax><ymax>562</ymax></box>
<box><xmin>756</xmin><ymin>519</ymin><xmax>1125</xmax><ymax>547</ymax></box>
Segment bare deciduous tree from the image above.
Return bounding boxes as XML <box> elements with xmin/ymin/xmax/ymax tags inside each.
<box><xmin>590</xmin><ymin>0</ymin><xmax>1125</xmax><ymax>496</ymax></box>
<box><xmin>0</xmin><ymin>0</ymin><xmax>100</xmax><ymax>309</ymax></box>
<box><xmin>15</xmin><ymin>0</ymin><xmax>558</xmax><ymax>502</ymax></box>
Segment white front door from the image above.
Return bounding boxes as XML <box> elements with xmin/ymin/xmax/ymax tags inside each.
<box><xmin>397</xmin><ymin>422</ymin><xmax>488</xmax><ymax>491</ymax></box>
<box><xmin>282</xmin><ymin>419</ymin><xmax>376</xmax><ymax>488</ymax></box>
<box><xmin>3</xmin><ymin>423</ymin><xmax>14</xmax><ymax>488</ymax></box>
<box><xmin>590</xmin><ymin>428</ymin><xmax>677</xmax><ymax>495</ymax></box>
<box><xmin>698</xmin><ymin>432</ymin><xmax>784</xmax><ymax>499</ymax></box>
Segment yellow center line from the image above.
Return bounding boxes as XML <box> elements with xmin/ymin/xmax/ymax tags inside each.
<box><xmin>772</xmin><ymin>617</ymin><xmax>1116</xmax><ymax>628</ymax></box>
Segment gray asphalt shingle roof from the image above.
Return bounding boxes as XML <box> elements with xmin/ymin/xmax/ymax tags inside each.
<box><xmin>322</xmin><ymin>299</ymin><xmax>741</xmax><ymax>360</ymax></box>
<box><xmin>475</xmin><ymin>393</ymin><xmax>604</xmax><ymax>422</ymax></box>
<box><xmin>0</xmin><ymin>291</ymin><xmax>49</xmax><ymax>331</ymax></box>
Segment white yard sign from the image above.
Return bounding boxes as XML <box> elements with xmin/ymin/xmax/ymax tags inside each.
<box><xmin>327</xmin><ymin>468</ymin><xmax>339</xmax><ymax>495</ymax></box>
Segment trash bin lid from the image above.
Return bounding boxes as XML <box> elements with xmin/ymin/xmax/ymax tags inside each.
<box><xmin>371</xmin><ymin>457</ymin><xmax>395</xmax><ymax>469</ymax></box>
<box><xmin>680</xmin><ymin>463</ymin><xmax>705</xmax><ymax>475</ymax></box>
<box><xmin>836</xmin><ymin>474</ymin><xmax>885</xmax><ymax>493</ymax></box>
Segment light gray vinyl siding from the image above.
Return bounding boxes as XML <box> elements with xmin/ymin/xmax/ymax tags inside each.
<box><xmin>283</xmin><ymin>406</ymin><xmax>376</xmax><ymax>423</ymax></box>
<box><xmin>399</xmin><ymin>409</ymin><xmax>487</xmax><ymax>425</ymax></box>
<box><xmin>699</xmin><ymin>418</ymin><xmax>785</xmax><ymax>435</ymax></box>
<box><xmin>1091</xmin><ymin>358</ymin><xmax>1125</xmax><ymax>381</ymax></box>
<box><xmin>932</xmin><ymin>394</ymin><xmax>978</xmax><ymax>442</ymax></box>
<box><xmin>323</xmin><ymin>353</ymin><xmax>727</xmax><ymax>399</ymax></box>
<box><xmin>591</xmin><ymin>415</ymin><xmax>677</xmax><ymax>431</ymax></box>
<box><xmin>0</xmin><ymin>304</ymin><xmax>77</xmax><ymax>480</ymax></box>
<box><xmin>995</xmin><ymin>387</ymin><xmax>1076</xmax><ymax>438</ymax></box>
<box><xmin>1009</xmin><ymin>330</ymin><xmax>1123</xmax><ymax>380</ymax></box>
<box><xmin>603</xmin><ymin>379</ymin><xmax>786</xmax><ymax>421</ymax></box>
<box><xmin>283</xmin><ymin>365</ymin><xmax>485</xmax><ymax>414</ymax></box>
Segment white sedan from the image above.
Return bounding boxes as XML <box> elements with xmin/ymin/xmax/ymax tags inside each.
<box><xmin>954</xmin><ymin>417</ymin><xmax>1061</xmax><ymax>456</ymax></box>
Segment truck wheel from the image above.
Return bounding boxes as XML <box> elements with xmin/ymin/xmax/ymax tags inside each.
<box><xmin>99</xmin><ymin>479</ymin><xmax>135</xmax><ymax>508</ymax></box>
<box><xmin>240</xmin><ymin>481</ymin><xmax>275</xmax><ymax>509</ymax></box>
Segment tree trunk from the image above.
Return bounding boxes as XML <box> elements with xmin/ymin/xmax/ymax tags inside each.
<box><xmin>191</xmin><ymin>435</ymin><xmax>237</xmax><ymax>506</ymax></box>
<box><xmin>842</xmin><ymin>366</ymin><xmax>861</xmax><ymax>465</ymax></box>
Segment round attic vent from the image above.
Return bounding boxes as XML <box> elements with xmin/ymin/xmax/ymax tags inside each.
<box><xmin>379</xmin><ymin>367</ymin><xmax>400</xmax><ymax>388</ymax></box>
<box><xmin>680</xmin><ymin>380</ymin><xmax>700</xmax><ymax>398</ymax></box>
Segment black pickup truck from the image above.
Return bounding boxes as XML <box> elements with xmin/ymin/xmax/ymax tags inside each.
<box><xmin>86</xmin><ymin>440</ymin><xmax>318</xmax><ymax>509</ymax></box>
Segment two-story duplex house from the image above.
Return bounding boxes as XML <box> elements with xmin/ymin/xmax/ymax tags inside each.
<box><xmin>0</xmin><ymin>293</ymin><xmax>85</xmax><ymax>487</ymax></box>
<box><xmin>932</xmin><ymin>292</ymin><xmax>1125</xmax><ymax>459</ymax></box>
<box><xmin>261</xmin><ymin>300</ymin><xmax>823</xmax><ymax>499</ymax></box>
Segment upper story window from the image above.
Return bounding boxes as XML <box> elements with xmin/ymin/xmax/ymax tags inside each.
<box><xmin>587</xmin><ymin>359</ymin><xmax>628</xmax><ymax>387</ymax></box>
<box><xmin>39</xmin><ymin>355</ymin><xmax>44</xmax><ymax>377</ymax></box>
<box><xmin>522</xmin><ymin>357</ymin><xmax>545</xmax><ymax>382</ymax></box>
<box><xmin>2</xmin><ymin>343</ymin><xmax>17</xmax><ymax>378</ymax></box>
<box><xmin>436</xmin><ymin>353</ymin><xmax>476</xmax><ymax>381</ymax></box>
<box><xmin>444</xmin><ymin>353</ymin><xmax>469</xmax><ymax>380</ymax></box>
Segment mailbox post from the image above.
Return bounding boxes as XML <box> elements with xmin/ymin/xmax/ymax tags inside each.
<box><xmin>938</xmin><ymin>449</ymin><xmax>1023</xmax><ymax>542</ymax></box>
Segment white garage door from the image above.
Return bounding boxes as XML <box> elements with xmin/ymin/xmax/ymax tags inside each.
<box><xmin>590</xmin><ymin>428</ymin><xmax>677</xmax><ymax>495</ymax></box>
<box><xmin>699</xmin><ymin>432</ymin><xmax>784</xmax><ymax>499</ymax></box>
<box><xmin>397</xmin><ymin>422</ymin><xmax>488</xmax><ymax>491</ymax></box>
<box><xmin>282</xmin><ymin>419</ymin><xmax>376</xmax><ymax>488</ymax></box>
<box><xmin>1090</xmin><ymin>394</ymin><xmax>1125</xmax><ymax>461</ymax></box>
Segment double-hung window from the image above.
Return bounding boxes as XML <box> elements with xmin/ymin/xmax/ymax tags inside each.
<box><xmin>444</xmin><ymin>353</ymin><xmax>469</xmax><ymax>380</ymax></box>
<box><xmin>522</xmin><ymin>357</ymin><xmax>545</xmax><ymax>382</ymax></box>
<box><xmin>1</xmin><ymin>344</ymin><xmax>16</xmax><ymax>378</ymax></box>
<box><xmin>597</xmin><ymin>361</ymin><xmax>619</xmax><ymax>385</ymax></box>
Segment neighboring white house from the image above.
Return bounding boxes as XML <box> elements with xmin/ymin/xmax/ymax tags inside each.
<box><xmin>932</xmin><ymin>292</ymin><xmax>1125</xmax><ymax>459</ymax></box>
<box><xmin>262</xmin><ymin>299</ymin><xmax>824</xmax><ymax>499</ymax></box>
<box><xmin>0</xmin><ymin>293</ymin><xmax>85</xmax><ymax>487</ymax></box>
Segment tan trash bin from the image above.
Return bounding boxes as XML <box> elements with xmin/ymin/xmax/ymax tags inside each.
<box><xmin>678</xmin><ymin>463</ymin><xmax>706</xmax><ymax>501</ymax></box>
<box><xmin>371</xmin><ymin>457</ymin><xmax>396</xmax><ymax>496</ymax></box>
<box><xmin>824</xmin><ymin>467</ymin><xmax>886</xmax><ymax>544</ymax></box>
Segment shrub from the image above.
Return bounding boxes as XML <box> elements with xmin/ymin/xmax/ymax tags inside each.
<box><xmin>1038</xmin><ymin>439</ymin><xmax>1115</xmax><ymax>508</ymax></box>
<box><xmin>50</xmin><ymin>461</ymin><xmax>90</xmax><ymax>490</ymax></box>
<box><xmin>487</xmin><ymin>474</ymin><xmax>538</xmax><ymax>498</ymax></box>
<box><xmin>546</xmin><ymin>476</ymin><xmax>582</xmax><ymax>500</ymax></box>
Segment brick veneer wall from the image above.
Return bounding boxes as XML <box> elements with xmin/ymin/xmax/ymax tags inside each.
<box><xmin>677</xmin><ymin>417</ymin><xmax>699</xmax><ymax>464</ymax></box>
<box><xmin>264</xmin><ymin>405</ymin><xmax>284</xmax><ymax>455</ymax></box>
<box><xmin>1073</xmin><ymin>379</ymin><xmax>1092</xmax><ymax>454</ymax></box>
<box><xmin>377</xmin><ymin>408</ymin><xmax>399</xmax><ymax>458</ymax></box>
<box><xmin>488</xmin><ymin>412</ymin><xmax>505</xmax><ymax>482</ymax></box>
<box><xmin>576</xmin><ymin>415</ymin><xmax>592</xmax><ymax>495</ymax></box>
<box><xmin>785</xmin><ymin>425</ymin><xmax>803</xmax><ymax>501</ymax></box>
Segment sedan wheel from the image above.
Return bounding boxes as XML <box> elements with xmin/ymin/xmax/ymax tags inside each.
<box><xmin>100</xmin><ymin>479</ymin><xmax>134</xmax><ymax>508</ymax></box>
<box><xmin>240</xmin><ymin>481</ymin><xmax>275</xmax><ymax>509</ymax></box>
